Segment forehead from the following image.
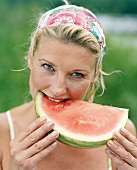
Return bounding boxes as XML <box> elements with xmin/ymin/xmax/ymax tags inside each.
<box><xmin>34</xmin><ymin>37</ymin><xmax>96</xmax><ymax>69</ymax></box>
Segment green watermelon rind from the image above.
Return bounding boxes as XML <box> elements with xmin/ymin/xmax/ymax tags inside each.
<box><xmin>35</xmin><ymin>92</ymin><xmax>128</xmax><ymax>148</ymax></box>
<box><xmin>57</xmin><ymin>133</ymin><xmax>108</xmax><ymax>148</ymax></box>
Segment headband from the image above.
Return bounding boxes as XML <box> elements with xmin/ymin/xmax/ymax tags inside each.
<box><xmin>37</xmin><ymin>5</ymin><xmax>106</xmax><ymax>58</ymax></box>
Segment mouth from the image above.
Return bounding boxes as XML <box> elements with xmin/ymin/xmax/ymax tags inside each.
<box><xmin>41</xmin><ymin>91</ymin><xmax>70</xmax><ymax>103</ymax></box>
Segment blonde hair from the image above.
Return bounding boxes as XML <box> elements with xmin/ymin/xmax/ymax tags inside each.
<box><xmin>26</xmin><ymin>24</ymin><xmax>105</xmax><ymax>101</ymax></box>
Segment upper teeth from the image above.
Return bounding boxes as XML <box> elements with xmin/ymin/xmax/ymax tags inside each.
<box><xmin>49</xmin><ymin>98</ymin><xmax>62</xmax><ymax>102</ymax></box>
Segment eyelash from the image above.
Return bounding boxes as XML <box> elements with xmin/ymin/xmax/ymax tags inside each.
<box><xmin>42</xmin><ymin>63</ymin><xmax>54</xmax><ymax>71</ymax></box>
<box><xmin>72</xmin><ymin>72</ymin><xmax>85</xmax><ymax>78</ymax></box>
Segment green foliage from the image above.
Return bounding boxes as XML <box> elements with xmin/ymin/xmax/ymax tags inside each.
<box><xmin>1</xmin><ymin>0</ymin><xmax>137</xmax><ymax>14</ymax></box>
<box><xmin>75</xmin><ymin>0</ymin><xmax>137</xmax><ymax>14</ymax></box>
<box><xmin>0</xmin><ymin>0</ymin><xmax>137</xmax><ymax>128</ymax></box>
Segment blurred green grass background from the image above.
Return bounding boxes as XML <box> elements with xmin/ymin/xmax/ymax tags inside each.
<box><xmin>0</xmin><ymin>0</ymin><xmax>137</xmax><ymax>127</ymax></box>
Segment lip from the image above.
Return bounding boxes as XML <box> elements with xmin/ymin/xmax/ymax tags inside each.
<box><xmin>41</xmin><ymin>91</ymin><xmax>70</xmax><ymax>102</ymax></box>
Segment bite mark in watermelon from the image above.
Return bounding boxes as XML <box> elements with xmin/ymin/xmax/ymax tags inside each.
<box><xmin>35</xmin><ymin>91</ymin><xmax>128</xmax><ymax>148</ymax></box>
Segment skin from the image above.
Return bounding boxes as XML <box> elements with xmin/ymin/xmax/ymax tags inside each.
<box><xmin>0</xmin><ymin>37</ymin><xmax>136</xmax><ymax>170</ymax></box>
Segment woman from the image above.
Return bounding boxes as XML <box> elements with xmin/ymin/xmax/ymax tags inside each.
<box><xmin>0</xmin><ymin>3</ymin><xmax>136</xmax><ymax>170</ymax></box>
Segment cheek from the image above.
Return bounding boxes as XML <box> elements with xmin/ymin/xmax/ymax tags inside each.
<box><xmin>29</xmin><ymin>70</ymin><xmax>51</xmax><ymax>98</ymax></box>
<box><xmin>68</xmin><ymin>81</ymin><xmax>91</xmax><ymax>100</ymax></box>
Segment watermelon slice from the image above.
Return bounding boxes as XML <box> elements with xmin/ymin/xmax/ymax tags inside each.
<box><xmin>35</xmin><ymin>91</ymin><xmax>128</xmax><ymax>148</ymax></box>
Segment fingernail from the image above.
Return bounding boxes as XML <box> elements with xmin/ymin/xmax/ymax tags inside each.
<box><xmin>114</xmin><ymin>131</ymin><xmax>120</xmax><ymax>138</ymax></box>
<box><xmin>52</xmin><ymin>141</ymin><xmax>57</xmax><ymax>148</ymax></box>
<box><xmin>40</xmin><ymin>116</ymin><xmax>47</xmax><ymax>122</ymax></box>
<box><xmin>51</xmin><ymin>131</ymin><xmax>59</xmax><ymax>138</ymax></box>
<box><xmin>47</xmin><ymin>121</ymin><xmax>54</xmax><ymax>127</ymax></box>
<box><xmin>108</xmin><ymin>140</ymin><xmax>114</xmax><ymax>146</ymax></box>
<box><xmin>120</xmin><ymin>128</ymin><xmax>126</xmax><ymax>133</ymax></box>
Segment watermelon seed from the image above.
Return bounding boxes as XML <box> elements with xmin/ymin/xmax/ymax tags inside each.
<box><xmin>75</xmin><ymin>122</ymin><xmax>78</xmax><ymax>125</ymax></box>
<box><xmin>54</xmin><ymin>104</ymin><xmax>64</xmax><ymax>111</ymax></box>
<box><xmin>90</xmin><ymin>117</ymin><xmax>95</xmax><ymax>121</ymax></box>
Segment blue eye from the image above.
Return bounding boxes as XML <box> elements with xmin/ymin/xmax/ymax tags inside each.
<box><xmin>72</xmin><ymin>72</ymin><xmax>84</xmax><ymax>78</ymax></box>
<box><xmin>43</xmin><ymin>63</ymin><xmax>54</xmax><ymax>71</ymax></box>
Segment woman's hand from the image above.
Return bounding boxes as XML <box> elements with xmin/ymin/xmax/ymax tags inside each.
<box><xmin>10</xmin><ymin>117</ymin><xmax>59</xmax><ymax>170</ymax></box>
<box><xmin>106</xmin><ymin>128</ymin><xmax>137</xmax><ymax>170</ymax></box>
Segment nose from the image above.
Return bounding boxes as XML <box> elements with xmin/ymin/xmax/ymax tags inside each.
<box><xmin>51</xmin><ymin>73</ymin><xmax>67</xmax><ymax>97</ymax></box>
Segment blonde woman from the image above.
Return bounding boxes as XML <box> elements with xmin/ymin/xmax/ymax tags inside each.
<box><xmin>0</xmin><ymin>2</ymin><xmax>136</xmax><ymax>170</ymax></box>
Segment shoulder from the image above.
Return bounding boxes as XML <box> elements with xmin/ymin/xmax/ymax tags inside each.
<box><xmin>0</xmin><ymin>112</ymin><xmax>9</xmax><ymax>136</ymax></box>
<box><xmin>0</xmin><ymin>112</ymin><xmax>10</xmax><ymax>164</ymax></box>
<box><xmin>0</xmin><ymin>112</ymin><xmax>10</xmax><ymax>141</ymax></box>
<box><xmin>125</xmin><ymin>118</ymin><xmax>136</xmax><ymax>137</ymax></box>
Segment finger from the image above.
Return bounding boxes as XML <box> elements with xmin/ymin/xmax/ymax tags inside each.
<box><xmin>113</xmin><ymin>130</ymin><xmax>137</xmax><ymax>158</ymax></box>
<box><xmin>13</xmin><ymin>117</ymin><xmax>47</xmax><ymax>142</ymax></box>
<box><xmin>24</xmin><ymin>131</ymin><xmax>59</xmax><ymax>159</ymax></box>
<box><xmin>20</xmin><ymin>121</ymin><xmax>55</xmax><ymax>150</ymax></box>
<box><xmin>120</xmin><ymin>128</ymin><xmax>137</xmax><ymax>146</ymax></box>
<box><xmin>107</xmin><ymin>140</ymin><xmax>136</xmax><ymax>167</ymax></box>
<box><xmin>25</xmin><ymin>141</ymin><xmax>58</xmax><ymax>167</ymax></box>
<box><xmin>105</xmin><ymin>148</ymin><xmax>135</xmax><ymax>170</ymax></box>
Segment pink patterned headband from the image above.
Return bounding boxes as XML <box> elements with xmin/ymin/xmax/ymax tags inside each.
<box><xmin>37</xmin><ymin>5</ymin><xmax>106</xmax><ymax>58</ymax></box>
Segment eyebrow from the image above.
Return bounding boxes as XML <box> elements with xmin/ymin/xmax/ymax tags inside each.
<box><xmin>73</xmin><ymin>69</ymin><xmax>90</xmax><ymax>74</ymax></box>
<box><xmin>38</xmin><ymin>59</ymin><xmax>56</xmax><ymax>66</ymax></box>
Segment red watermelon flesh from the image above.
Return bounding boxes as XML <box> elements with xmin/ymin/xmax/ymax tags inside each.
<box><xmin>35</xmin><ymin>91</ymin><xmax>128</xmax><ymax>148</ymax></box>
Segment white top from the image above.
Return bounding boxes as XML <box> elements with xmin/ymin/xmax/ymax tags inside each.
<box><xmin>6</xmin><ymin>110</ymin><xmax>15</xmax><ymax>140</ymax></box>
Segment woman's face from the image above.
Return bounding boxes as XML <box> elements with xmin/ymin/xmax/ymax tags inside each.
<box><xmin>29</xmin><ymin>37</ymin><xmax>98</xmax><ymax>102</ymax></box>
